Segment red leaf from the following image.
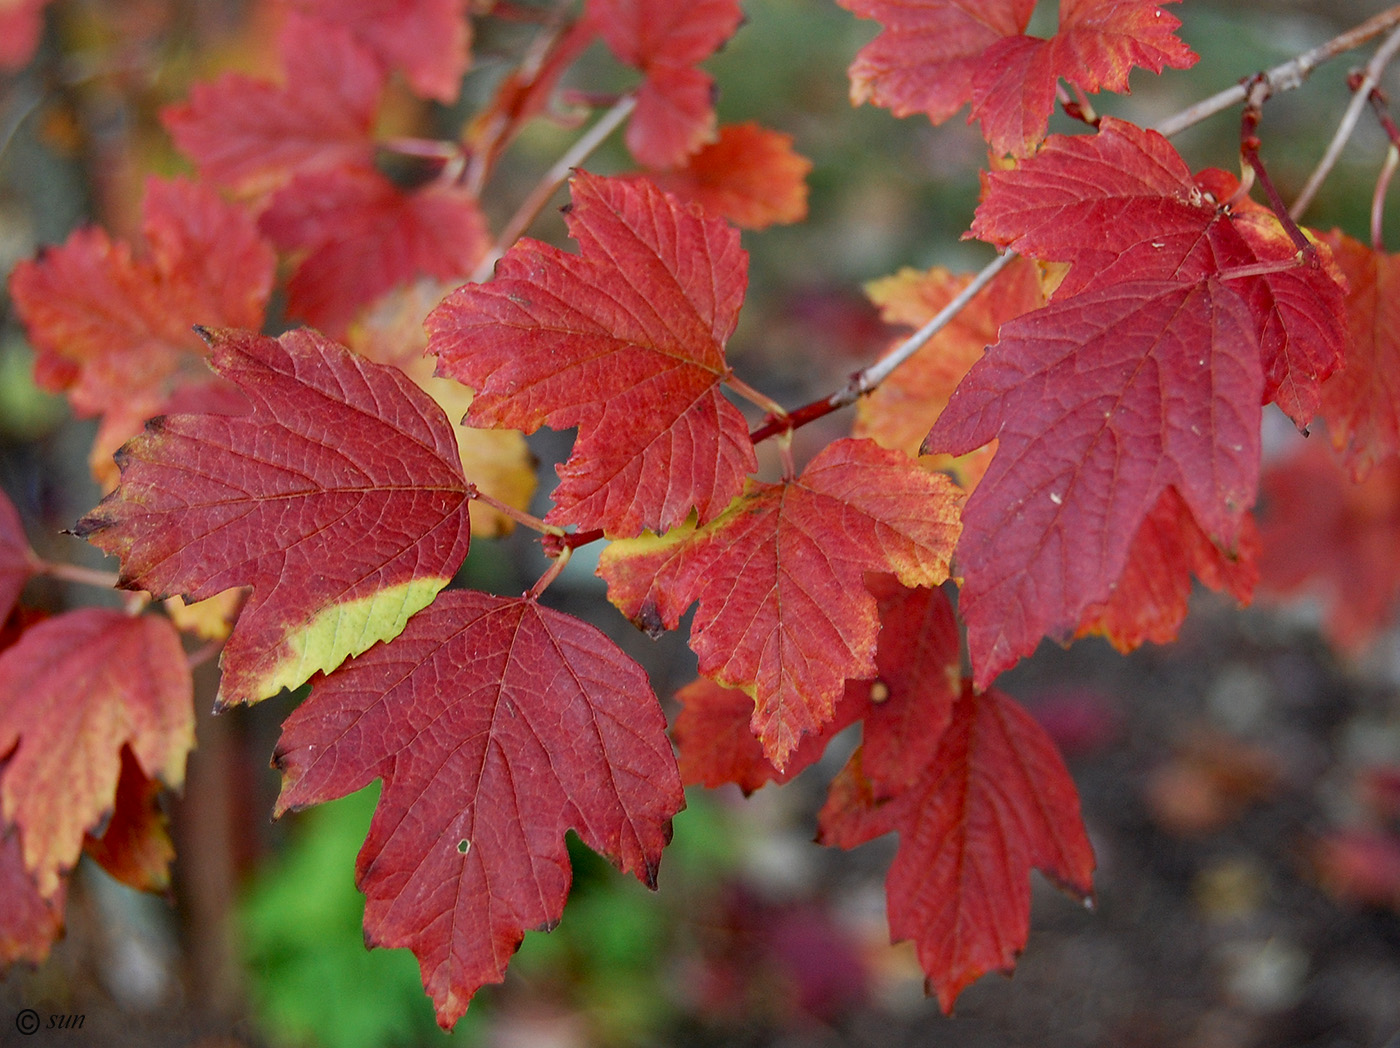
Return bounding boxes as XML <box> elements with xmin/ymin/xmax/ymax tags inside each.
<box><xmin>839</xmin><ymin>0</ymin><xmax>1193</xmax><ymax>155</ymax></box>
<box><xmin>1076</xmin><ymin>487</ymin><xmax>1259</xmax><ymax>653</ymax></box>
<box><xmin>162</xmin><ymin>14</ymin><xmax>383</xmax><ymax>194</ymax></box>
<box><xmin>0</xmin><ymin>0</ymin><xmax>49</xmax><ymax>71</ymax></box>
<box><xmin>928</xmin><ymin>280</ymin><xmax>1261</xmax><ymax>686</ymax></box>
<box><xmin>75</xmin><ymin>328</ymin><xmax>473</xmax><ymax>708</ymax></box>
<box><xmin>643</xmin><ymin>122</ymin><xmax>812</xmax><ymax>230</ymax></box>
<box><xmin>0</xmin><ymin>491</ymin><xmax>35</xmax><ymax>623</ymax></box>
<box><xmin>600</xmin><ymin>438</ymin><xmax>960</xmax><ymax>767</ymax></box>
<box><xmin>8</xmin><ymin>177</ymin><xmax>274</xmax><ymax>423</ymax></box>
<box><xmin>273</xmin><ymin>590</ymin><xmax>683</xmax><ymax>1029</ymax></box>
<box><xmin>428</xmin><ymin>171</ymin><xmax>756</xmax><ymax>537</ymax></box>
<box><xmin>261</xmin><ymin>167</ymin><xmax>488</xmax><ymax>337</ymax></box>
<box><xmin>0</xmin><ymin>829</ymin><xmax>65</xmax><ymax>966</ymax></box>
<box><xmin>819</xmin><ymin>682</ymin><xmax>1094</xmax><ymax>1011</ymax></box>
<box><xmin>589</xmin><ymin>0</ymin><xmax>744</xmax><ymax>168</ymax></box>
<box><xmin>82</xmin><ymin>747</ymin><xmax>176</xmax><ymax>894</ymax></box>
<box><xmin>0</xmin><ymin>610</ymin><xmax>192</xmax><ymax>898</ymax></box>
<box><xmin>1258</xmin><ymin>443</ymin><xmax>1400</xmax><ymax>651</ymax></box>
<box><xmin>285</xmin><ymin>0</ymin><xmax>472</xmax><ymax>103</ymax></box>
<box><xmin>1317</xmin><ymin>231</ymin><xmax>1400</xmax><ymax>478</ymax></box>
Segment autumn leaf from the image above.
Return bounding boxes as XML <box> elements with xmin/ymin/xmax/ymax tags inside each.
<box><xmin>0</xmin><ymin>490</ymin><xmax>35</xmax><ymax>623</ymax></box>
<box><xmin>0</xmin><ymin>0</ymin><xmax>49</xmax><ymax>71</ymax></box>
<box><xmin>82</xmin><ymin>747</ymin><xmax>177</xmax><ymax>895</ymax></box>
<box><xmin>8</xmin><ymin>177</ymin><xmax>274</xmax><ymax>425</ymax></box>
<box><xmin>588</xmin><ymin>0</ymin><xmax>744</xmax><ymax>167</ymax></box>
<box><xmin>76</xmin><ymin>327</ymin><xmax>474</xmax><ymax>708</ymax></box>
<box><xmin>0</xmin><ymin>830</ymin><xmax>65</xmax><ymax>966</ymax></box>
<box><xmin>643</xmin><ymin>122</ymin><xmax>812</xmax><ymax>230</ymax></box>
<box><xmin>428</xmin><ymin>171</ymin><xmax>756</xmax><ymax>537</ymax></box>
<box><xmin>284</xmin><ymin>0</ymin><xmax>472</xmax><ymax>103</ymax></box>
<box><xmin>1316</xmin><ymin>231</ymin><xmax>1400</xmax><ymax>479</ymax></box>
<box><xmin>261</xmin><ymin>167</ymin><xmax>488</xmax><ymax>337</ymax></box>
<box><xmin>273</xmin><ymin>590</ymin><xmax>683</xmax><ymax>1029</ymax></box>
<box><xmin>0</xmin><ymin>609</ymin><xmax>192</xmax><ymax>898</ymax></box>
<box><xmin>600</xmin><ymin>438</ymin><xmax>960</xmax><ymax>768</ymax></box>
<box><xmin>162</xmin><ymin>13</ymin><xmax>384</xmax><ymax>195</ymax></box>
<box><xmin>819</xmin><ymin>682</ymin><xmax>1094</xmax><ymax>1011</ymax></box>
<box><xmin>838</xmin><ymin>0</ymin><xmax>1194</xmax><ymax>156</ymax></box>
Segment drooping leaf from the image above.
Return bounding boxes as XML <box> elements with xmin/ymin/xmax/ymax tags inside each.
<box><xmin>0</xmin><ymin>829</ymin><xmax>65</xmax><ymax>966</ymax></box>
<box><xmin>1257</xmin><ymin>443</ymin><xmax>1400</xmax><ymax>651</ymax></box>
<box><xmin>837</xmin><ymin>0</ymin><xmax>1193</xmax><ymax>155</ymax></box>
<box><xmin>643</xmin><ymin>122</ymin><xmax>812</xmax><ymax>229</ymax></box>
<box><xmin>162</xmin><ymin>14</ymin><xmax>383</xmax><ymax>194</ymax></box>
<box><xmin>284</xmin><ymin>0</ymin><xmax>472</xmax><ymax>103</ymax></box>
<box><xmin>0</xmin><ymin>491</ymin><xmax>35</xmax><ymax>623</ymax></box>
<box><xmin>76</xmin><ymin>327</ymin><xmax>474</xmax><ymax>708</ymax></box>
<box><xmin>81</xmin><ymin>746</ymin><xmax>177</xmax><ymax>895</ymax></box>
<box><xmin>600</xmin><ymin>438</ymin><xmax>960</xmax><ymax>768</ymax></box>
<box><xmin>588</xmin><ymin>0</ymin><xmax>744</xmax><ymax>167</ymax></box>
<box><xmin>1316</xmin><ymin>231</ymin><xmax>1400</xmax><ymax>478</ymax></box>
<box><xmin>428</xmin><ymin>171</ymin><xmax>756</xmax><ymax>537</ymax></box>
<box><xmin>8</xmin><ymin>177</ymin><xmax>274</xmax><ymax>424</ymax></box>
<box><xmin>0</xmin><ymin>609</ymin><xmax>192</xmax><ymax>898</ymax></box>
<box><xmin>818</xmin><ymin>682</ymin><xmax>1094</xmax><ymax>1011</ymax></box>
<box><xmin>273</xmin><ymin>590</ymin><xmax>683</xmax><ymax>1029</ymax></box>
<box><xmin>261</xmin><ymin>167</ymin><xmax>488</xmax><ymax>337</ymax></box>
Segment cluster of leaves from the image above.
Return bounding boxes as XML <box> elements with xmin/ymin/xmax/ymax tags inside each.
<box><xmin>3</xmin><ymin>0</ymin><xmax>1400</xmax><ymax>1033</ymax></box>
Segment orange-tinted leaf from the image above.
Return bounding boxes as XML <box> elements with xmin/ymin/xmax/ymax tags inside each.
<box><xmin>600</xmin><ymin>438</ymin><xmax>960</xmax><ymax>767</ymax></box>
<box><xmin>839</xmin><ymin>0</ymin><xmax>1193</xmax><ymax>155</ymax></box>
<box><xmin>261</xmin><ymin>167</ymin><xmax>488</xmax><ymax>337</ymax></box>
<box><xmin>0</xmin><ymin>491</ymin><xmax>35</xmax><ymax>622</ymax></box>
<box><xmin>1076</xmin><ymin>487</ymin><xmax>1258</xmax><ymax>652</ymax></box>
<box><xmin>76</xmin><ymin>328</ymin><xmax>474</xmax><ymax>708</ymax></box>
<box><xmin>645</xmin><ymin>122</ymin><xmax>812</xmax><ymax>229</ymax></box>
<box><xmin>285</xmin><ymin>0</ymin><xmax>471</xmax><ymax>103</ymax></box>
<box><xmin>8</xmin><ymin>177</ymin><xmax>274</xmax><ymax>425</ymax></box>
<box><xmin>428</xmin><ymin>171</ymin><xmax>756</xmax><ymax>537</ymax></box>
<box><xmin>0</xmin><ymin>829</ymin><xmax>65</xmax><ymax>966</ymax></box>
<box><xmin>819</xmin><ymin>683</ymin><xmax>1094</xmax><ymax>1011</ymax></box>
<box><xmin>162</xmin><ymin>13</ymin><xmax>383</xmax><ymax>194</ymax></box>
<box><xmin>82</xmin><ymin>746</ymin><xmax>176</xmax><ymax>894</ymax></box>
<box><xmin>0</xmin><ymin>609</ymin><xmax>192</xmax><ymax>898</ymax></box>
<box><xmin>589</xmin><ymin>0</ymin><xmax>743</xmax><ymax>167</ymax></box>
<box><xmin>273</xmin><ymin>591</ymin><xmax>683</xmax><ymax>1029</ymax></box>
<box><xmin>1258</xmin><ymin>443</ymin><xmax>1400</xmax><ymax>651</ymax></box>
<box><xmin>1317</xmin><ymin>231</ymin><xmax>1400</xmax><ymax>478</ymax></box>
<box><xmin>854</xmin><ymin>257</ymin><xmax>1044</xmax><ymax>484</ymax></box>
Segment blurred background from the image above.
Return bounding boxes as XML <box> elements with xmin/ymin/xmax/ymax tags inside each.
<box><xmin>3</xmin><ymin>1</ymin><xmax>1400</xmax><ymax>1046</ymax></box>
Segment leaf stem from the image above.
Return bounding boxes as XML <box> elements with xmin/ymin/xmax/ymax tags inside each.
<box><xmin>1238</xmin><ymin>75</ymin><xmax>1314</xmax><ymax>256</ymax></box>
<box><xmin>469</xmin><ymin>487</ymin><xmax>564</xmax><ymax>536</ymax></box>
<box><xmin>470</xmin><ymin>94</ymin><xmax>638</xmax><ymax>284</ymax></box>
<box><xmin>36</xmin><ymin>559</ymin><xmax>121</xmax><ymax>590</ymax></box>
<box><xmin>725</xmin><ymin>373</ymin><xmax>789</xmax><ymax>421</ymax></box>
<box><xmin>526</xmin><ymin>545</ymin><xmax>572</xmax><ymax>599</ymax></box>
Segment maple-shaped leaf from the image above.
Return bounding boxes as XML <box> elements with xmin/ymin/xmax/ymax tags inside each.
<box><xmin>428</xmin><ymin>171</ymin><xmax>756</xmax><ymax>537</ymax></box>
<box><xmin>8</xmin><ymin>177</ymin><xmax>274</xmax><ymax>427</ymax></box>
<box><xmin>968</xmin><ymin>120</ymin><xmax>1346</xmax><ymax>425</ymax></box>
<box><xmin>819</xmin><ymin>682</ymin><xmax>1094</xmax><ymax>1011</ymax></box>
<box><xmin>261</xmin><ymin>167</ymin><xmax>488</xmax><ymax>337</ymax></box>
<box><xmin>643</xmin><ymin>122</ymin><xmax>812</xmax><ymax>230</ymax></box>
<box><xmin>1258</xmin><ymin>443</ymin><xmax>1400</xmax><ymax>651</ymax></box>
<box><xmin>589</xmin><ymin>0</ymin><xmax>744</xmax><ymax>168</ymax></box>
<box><xmin>284</xmin><ymin>0</ymin><xmax>471</xmax><ymax>103</ymax></box>
<box><xmin>0</xmin><ymin>829</ymin><xmax>65</xmax><ymax>966</ymax></box>
<box><xmin>1075</xmin><ymin>487</ymin><xmax>1258</xmax><ymax>652</ymax></box>
<box><xmin>81</xmin><ymin>746</ymin><xmax>177</xmax><ymax>894</ymax></box>
<box><xmin>854</xmin><ymin>257</ymin><xmax>1044</xmax><ymax>484</ymax></box>
<box><xmin>0</xmin><ymin>490</ymin><xmax>36</xmax><ymax>623</ymax></box>
<box><xmin>0</xmin><ymin>609</ymin><xmax>192</xmax><ymax>898</ymax></box>
<box><xmin>600</xmin><ymin>438</ymin><xmax>960</xmax><ymax>767</ymax></box>
<box><xmin>273</xmin><ymin>590</ymin><xmax>683</xmax><ymax>1029</ymax></box>
<box><xmin>928</xmin><ymin>279</ymin><xmax>1261</xmax><ymax>686</ymax></box>
<box><xmin>76</xmin><ymin>327</ymin><xmax>474</xmax><ymax>708</ymax></box>
<box><xmin>1316</xmin><ymin>231</ymin><xmax>1400</xmax><ymax>479</ymax></box>
<box><xmin>163</xmin><ymin>14</ymin><xmax>383</xmax><ymax>195</ymax></box>
<box><xmin>838</xmin><ymin>0</ymin><xmax>1193</xmax><ymax>156</ymax></box>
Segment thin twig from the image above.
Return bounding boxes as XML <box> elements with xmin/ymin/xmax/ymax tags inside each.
<box><xmin>1240</xmin><ymin>75</ymin><xmax>1314</xmax><ymax>254</ymax></box>
<box><xmin>469</xmin><ymin>94</ymin><xmax>637</xmax><ymax>284</ymax></box>
<box><xmin>1375</xmin><ymin>145</ymin><xmax>1398</xmax><ymax>249</ymax></box>
<box><xmin>1292</xmin><ymin>23</ymin><xmax>1400</xmax><ymax>220</ymax></box>
<box><xmin>37</xmin><ymin>559</ymin><xmax>121</xmax><ymax>590</ymax></box>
